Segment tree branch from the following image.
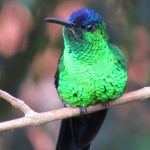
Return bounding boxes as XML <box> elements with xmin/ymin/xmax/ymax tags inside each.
<box><xmin>0</xmin><ymin>90</ymin><xmax>35</xmax><ymax>115</ymax></box>
<box><xmin>0</xmin><ymin>87</ymin><xmax>150</xmax><ymax>132</ymax></box>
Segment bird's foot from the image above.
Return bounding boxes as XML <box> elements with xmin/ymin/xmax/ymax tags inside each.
<box><xmin>101</xmin><ymin>102</ymin><xmax>110</xmax><ymax>109</ymax></box>
<box><xmin>78</xmin><ymin>106</ymin><xmax>87</xmax><ymax>116</ymax></box>
<box><xmin>63</xmin><ymin>102</ymin><xmax>71</xmax><ymax>108</ymax></box>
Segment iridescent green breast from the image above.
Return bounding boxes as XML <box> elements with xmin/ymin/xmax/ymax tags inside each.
<box><xmin>57</xmin><ymin>45</ymin><xmax>127</xmax><ymax>107</ymax></box>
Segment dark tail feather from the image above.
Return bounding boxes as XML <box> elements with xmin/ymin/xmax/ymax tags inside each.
<box><xmin>56</xmin><ymin>110</ymin><xmax>107</xmax><ymax>150</ymax></box>
<box><xmin>56</xmin><ymin>119</ymin><xmax>85</xmax><ymax>150</ymax></box>
<box><xmin>56</xmin><ymin>119</ymin><xmax>73</xmax><ymax>150</ymax></box>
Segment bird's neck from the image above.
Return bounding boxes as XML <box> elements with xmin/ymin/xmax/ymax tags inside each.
<box><xmin>63</xmin><ymin>37</ymin><xmax>110</xmax><ymax>65</ymax></box>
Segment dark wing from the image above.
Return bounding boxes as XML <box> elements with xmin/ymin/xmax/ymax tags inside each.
<box><xmin>54</xmin><ymin>69</ymin><xmax>59</xmax><ymax>89</ymax></box>
<box><xmin>54</xmin><ymin>52</ymin><xmax>63</xmax><ymax>89</ymax></box>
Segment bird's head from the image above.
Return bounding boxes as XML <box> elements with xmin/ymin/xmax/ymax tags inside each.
<box><xmin>45</xmin><ymin>8</ymin><xmax>108</xmax><ymax>51</ymax></box>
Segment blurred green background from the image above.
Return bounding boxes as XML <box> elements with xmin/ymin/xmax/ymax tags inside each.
<box><xmin>0</xmin><ymin>0</ymin><xmax>150</xmax><ymax>150</ymax></box>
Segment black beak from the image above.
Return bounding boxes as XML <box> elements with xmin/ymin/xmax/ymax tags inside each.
<box><xmin>44</xmin><ymin>18</ymin><xmax>78</xmax><ymax>28</ymax></box>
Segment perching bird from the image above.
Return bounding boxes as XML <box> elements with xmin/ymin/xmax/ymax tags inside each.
<box><xmin>45</xmin><ymin>8</ymin><xmax>127</xmax><ymax>150</ymax></box>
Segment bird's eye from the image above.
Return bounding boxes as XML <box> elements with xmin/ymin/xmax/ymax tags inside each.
<box><xmin>85</xmin><ymin>24</ymin><xmax>95</xmax><ymax>32</ymax></box>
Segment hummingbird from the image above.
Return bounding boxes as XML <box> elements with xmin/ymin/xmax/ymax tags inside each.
<box><xmin>45</xmin><ymin>8</ymin><xmax>127</xmax><ymax>150</ymax></box>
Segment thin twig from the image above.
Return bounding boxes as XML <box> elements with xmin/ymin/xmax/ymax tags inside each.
<box><xmin>0</xmin><ymin>90</ymin><xmax>35</xmax><ymax>115</ymax></box>
<box><xmin>0</xmin><ymin>87</ymin><xmax>150</xmax><ymax>131</ymax></box>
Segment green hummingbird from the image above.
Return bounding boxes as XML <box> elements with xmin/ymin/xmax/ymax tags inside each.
<box><xmin>45</xmin><ymin>8</ymin><xmax>127</xmax><ymax>150</ymax></box>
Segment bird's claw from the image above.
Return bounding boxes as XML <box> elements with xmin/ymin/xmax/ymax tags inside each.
<box><xmin>78</xmin><ymin>106</ymin><xmax>87</xmax><ymax>116</ymax></box>
<box><xmin>101</xmin><ymin>102</ymin><xmax>110</xmax><ymax>109</ymax></box>
<box><xmin>64</xmin><ymin>102</ymin><xmax>71</xmax><ymax>108</ymax></box>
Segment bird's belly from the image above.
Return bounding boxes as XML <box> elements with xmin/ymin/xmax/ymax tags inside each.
<box><xmin>58</xmin><ymin>68</ymin><xmax>127</xmax><ymax>107</ymax></box>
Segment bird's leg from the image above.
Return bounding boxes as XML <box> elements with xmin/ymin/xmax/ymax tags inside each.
<box><xmin>63</xmin><ymin>102</ymin><xmax>71</xmax><ymax>108</ymax></box>
<box><xmin>78</xmin><ymin>106</ymin><xmax>87</xmax><ymax>116</ymax></box>
<box><xmin>101</xmin><ymin>102</ymin><xmax>110</xmax><ymax>110</ymax></box>
<box><xmin>64</xmin><ymin>103</ymin><xmax>87</xmax><ymax>115</ymax></box>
